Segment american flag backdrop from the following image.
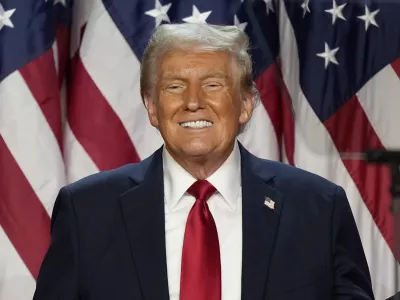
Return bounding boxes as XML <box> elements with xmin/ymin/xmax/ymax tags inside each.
<box><xmin>0</xmin><ymin>0</ymin><xmax>399</xmax><ymax>299</ymax></box>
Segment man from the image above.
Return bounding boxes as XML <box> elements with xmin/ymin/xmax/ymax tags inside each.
<box><xmin>33</xmin><ymin>23</ymin><xmax>374</xmax><ymax>300</ymax></box>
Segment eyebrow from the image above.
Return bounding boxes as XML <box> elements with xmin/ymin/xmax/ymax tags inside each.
<box><xmin>200</xmin><ymin>71</ymin><xmax>229</xmax><ymax>80</ymax></box>
<box><xmin>160</xmin><ymin>71</ymin><xmax>229</xmax><ymax>81</ymax></box>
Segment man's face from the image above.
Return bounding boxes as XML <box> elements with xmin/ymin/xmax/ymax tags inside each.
<box><xmin>145</xmin><ymin>49</ymin><xmax>253</xmax><ymax>160</ymax></box>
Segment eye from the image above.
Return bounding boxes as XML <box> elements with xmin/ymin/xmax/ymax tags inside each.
<box><xmin>204</xmin><ymin>82</ymin><xmax>223</xmax><ymax>91</ymax></box>
<box><xmin>167</xmin><ymin>84</ymin><xmax>182</xmax><ymax>89</ymax></box>
<box><xmin>166</xmin><ymin>84</ymin><xmax>184</xmax><ymax>92</ymax></box>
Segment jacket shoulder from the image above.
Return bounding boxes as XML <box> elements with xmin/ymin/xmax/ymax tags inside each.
<box><xmin>252</xmin><ymin>156</ymin><xmax>339</xmax><ymax>200</ymax></box>
<box><xmin>65</xmin><ymin>155</ymin><xmax>153</xmax><ymax>204</ymax></box>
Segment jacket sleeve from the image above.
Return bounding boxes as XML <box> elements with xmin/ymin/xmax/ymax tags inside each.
<box><xmin>332</xmin><ymin>186</ymin><xmax>375</xmax><ymax>299</ymax></box>
<box><xmin>33</xmin><ymin>186</ymin><xmax>79</xmax><ymax>300</ymax></box>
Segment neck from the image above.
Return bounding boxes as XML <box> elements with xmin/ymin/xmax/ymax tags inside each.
<box><xmin>166</xmin><ymin>143</ymin><xmax>235</xmax><ymax>180</ymax></box>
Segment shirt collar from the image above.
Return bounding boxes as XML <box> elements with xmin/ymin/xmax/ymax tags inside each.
<box><xmin>162</xmin><ymin>141</ymin><xmax>241</xmax><ymax>211</ymax></box>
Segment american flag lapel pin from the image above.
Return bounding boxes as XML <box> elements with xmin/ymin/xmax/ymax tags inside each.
<box><xmin>264</xmin><ymin>197</ymin><xmax>275</xmax><ymax>210</ymax></box>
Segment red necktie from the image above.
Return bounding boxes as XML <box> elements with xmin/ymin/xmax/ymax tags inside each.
<box><xmin>179</xmin><ymin>180</ymin><xmax>221</xmax><ymax>300</ymax></box>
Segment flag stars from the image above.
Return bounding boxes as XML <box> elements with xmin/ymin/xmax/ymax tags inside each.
<box><xmin>264</xmin><ymin>0</ymin><xmax>275</xmax><ymax>15</ymax></box>
<box><xmin>0</xmin><ymin>3</ymin><xmax>16</xmax><ymax>31</ymax></box>
<box><xmin>234</xmin><ymin>15</ymin><xmax>247</xmax><ymax>31</ymax></box>
<box><xmin>145</xmin><ymin>0</ymin><xmax>172</xmax><ymax>27</ymax></box>
<box><xmin>325</xmin><ymin>0</ymin><xmax>347</xmax><ymax>25</ymax></box>
<box><xmin>358</xmin><ymin>5</ymin><xmax>380</xmax><ymax>31</ymax></box>
<box><xmin>317</xmin><ymin>42</ymin><xmax>339</xmax><ymax>69</ymax></box>
<box><xmin>183</xmin><ymin>5</ymin><xmax>212</xmax><ymax>24</ymax></box>
<box><xmin>301</xmin><ymin>0</ymin><xmax>311</xmax><ymax>17</ymax></box>
<box><xmin>53</xmin><ymin>0</ymin><xmax>67</xmax><ymax>6</ymax></box>
<box><xmin>46</xmin><ymin>0</ymin><xmax>67</xmax><ymax>6</ymax></box>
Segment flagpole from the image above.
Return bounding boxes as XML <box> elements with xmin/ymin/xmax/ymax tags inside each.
<box><xmin>389</xmin><ymin>162</ymin><xmax>400</xmax><ymax>300</ymax></box>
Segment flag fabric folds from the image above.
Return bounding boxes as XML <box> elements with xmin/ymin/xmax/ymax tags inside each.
<box><xmin>0</xmin><ymin>0</ymin><xmax>399</xmax><ymax>299</ymax></box>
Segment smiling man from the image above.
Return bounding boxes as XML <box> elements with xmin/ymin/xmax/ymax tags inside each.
<box><xmin>33</xmin><ymin>24</ymin><xmax>374</xmax><ymax>300</ymax></box>
<box><xmin>145</xmin><ymin>48</ymin><xmax>253</xmax><ymax>180</ymax></box>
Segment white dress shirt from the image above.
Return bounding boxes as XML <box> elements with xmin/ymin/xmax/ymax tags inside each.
<box><xmin>163</xmin><ymin>141</ymin><xmax>243</xmax><ymax>300</ymax></box>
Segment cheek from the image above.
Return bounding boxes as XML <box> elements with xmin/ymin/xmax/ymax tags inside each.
<box><xmin>217</xmin><ymin>101</ymin><xmax>243</xmax><ymax>133</ymax></box>
<box><xmin>157</xmin><ymin>96</ymin><xmax>181</xmax><ymax>124</ymax></box>
<box><xmin>216</xmin><ymin>109</ymin><xmax>241</xmax><ymax>135</ymax></box>
<box><xmin>217</xmin><ymin>96</ymin><xmax>242</xmax><ymax>123</ymax></box>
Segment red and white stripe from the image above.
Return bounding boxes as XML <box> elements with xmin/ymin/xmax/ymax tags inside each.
<box><xmin>1</xmin><ymin>0</ymin><xmax>398</xmax><ymax>298</ymax></box>
<box><xmin>0</xmin><ymin>55</ymin><xmax>65</xmax><ymax>298</ymax></box>
<box><xmin>278</xmin><ymin>2</ymin><xmax>399</xmax><ymax>299</ymax></box>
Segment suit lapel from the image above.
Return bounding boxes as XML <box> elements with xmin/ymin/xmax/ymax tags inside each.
<box><xmin>240</xmin><ymin>146</ymin><xmax>284</xmax><ymax>300</ymax></box>
<box><xmin>119</xmin><ymin>148</ymin><xmax>170</xmax><ymax>300</ymax></box>
<box><xmin>117</xmin><ymin>143</ymin><xmax>283</xmax><ymax>300</ymax></box>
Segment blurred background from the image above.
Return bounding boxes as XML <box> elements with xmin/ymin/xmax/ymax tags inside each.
<box><xmin>0</xmin><ymin>0</ymin><xmax>399</xmax><ymax>299</ymax></box>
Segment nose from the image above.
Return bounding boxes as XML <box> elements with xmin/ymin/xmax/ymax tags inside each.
<box><xmin>184</xmin><ymin>84</ymin><xmax>205</xmax><ymax>111</ymax></box>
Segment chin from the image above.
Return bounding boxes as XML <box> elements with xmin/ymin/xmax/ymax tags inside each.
<box><xmin>180</xmin><ymin>141</ymin><xmax>214</xmax><ymax>158</ymax></box>
<box><xmin>181</xmin><ymin>147</ymin><xmax>212</xmax><ymax>158</ymax></box>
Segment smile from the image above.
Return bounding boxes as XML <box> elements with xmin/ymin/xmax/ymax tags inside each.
<box><xmin>179</xmin><ymin>120</ymin><xmax>213</xmax><ymax>129</ymax></box>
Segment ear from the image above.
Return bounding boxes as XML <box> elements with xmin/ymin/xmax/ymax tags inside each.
<box><xmin>239</xmin><ymin>93</ymin><xmax>254</xmax><ymax>125</ymax></box>
<box><xmin>144</xmin><ymin>95</ymin><xmax>159</xmax><ymax>128</ymax></box>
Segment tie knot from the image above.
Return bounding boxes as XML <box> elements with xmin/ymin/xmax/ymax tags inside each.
<box><xmin>187</xmin><ymin>180</ymin><xmax>216</xmax><ymax>202</ymax></box>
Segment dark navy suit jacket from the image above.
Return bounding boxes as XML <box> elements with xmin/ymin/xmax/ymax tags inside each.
<box><xmin>33</xmin><ymin>144</ymin><xmax>375</xmax><ymax>300</ymax></box>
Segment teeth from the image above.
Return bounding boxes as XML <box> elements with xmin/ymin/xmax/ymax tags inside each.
<box><xmin>180</xmin><ymin>120</ymin><xmax>213</xmax><ymax>129</ymax></box>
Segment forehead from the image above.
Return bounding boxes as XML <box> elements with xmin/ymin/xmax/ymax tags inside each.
<box><xmin>159</xmin><ymin>49</ymin><xmax>234</xmax><ymax>77</ymax></box>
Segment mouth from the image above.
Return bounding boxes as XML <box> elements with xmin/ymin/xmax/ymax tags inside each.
<box><xmin>179</xmin><ymin>120</ymin><xmax>213</xmax><ymax>129</ymax></box>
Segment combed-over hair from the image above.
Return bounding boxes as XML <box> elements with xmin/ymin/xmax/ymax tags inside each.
<box><xmin>140</xmin><ymin>23</ymin><xmax>260</xmax><ymax>104</ymax></box>
<box><xmin>140</xmin><ymin>23</ymin><xmax>261</xmax><ymax>132</ymax></box>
